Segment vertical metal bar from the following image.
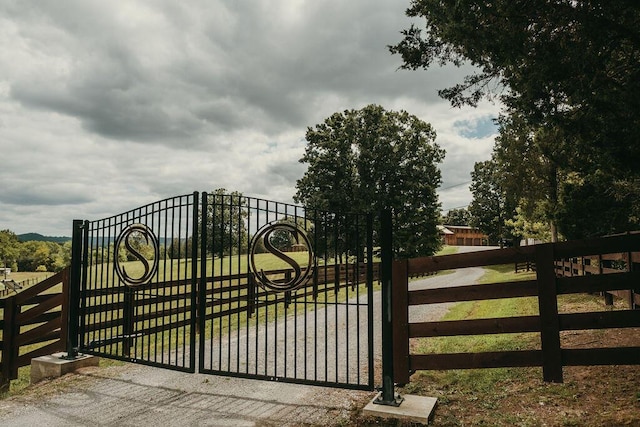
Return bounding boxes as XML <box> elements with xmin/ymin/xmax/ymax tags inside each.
<box><xmin>236</xmin><ymin>195</ymin><xmax>242</xmax><ymax>374</ymax></box>
<box><xmin>80</xmin><ymin>220</ymin><xmax>89</xmax><ymax>354</ymax></box>
<box><xmin>253</xmin><ymin>200</ymin><xmax>260</xmax><ymax>375</ymax></box>
<box><xmin>66</xmin><ymin>219</ymin><xmax>84</xmax><ymax>359</ymax></box>
<box><xmin>375</xmin><ymin>209</ymin><xmax>402</xmax><ymax>405</ymax></box>
<box><xmin>191</xmin><ymin>192</ymin><xmax>199</xmax><ymax>371</ymax></box>
<box><xmin>366</xmin><ymin>213</ymin><xmax>374</xmax><ymax>388</ymax></box>
<box><xmin>199</xmin><ymin>192</ymin><xmax>208</xmax><ymax>373</ymax></box>
<box><xmin>333</xmin><ymin>214</ymin><xmax>339</xmax><ymax>383</ymax></box>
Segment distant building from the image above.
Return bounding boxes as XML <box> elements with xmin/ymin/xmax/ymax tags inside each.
<box><xmin>439</xmin><ymin>225</ymin><xmax>488</xmax><ymax>246</ymax></box>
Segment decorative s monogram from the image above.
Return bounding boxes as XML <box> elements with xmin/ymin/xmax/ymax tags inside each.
<box><xmin>114</xmin><ymin>223</ymin><xmax>159</xmax><ymax>287</ymax></box>
<box><xmin>249</xmin><ymin>222</ymin><xmax>314</xmax><ymax>292</ymax></box>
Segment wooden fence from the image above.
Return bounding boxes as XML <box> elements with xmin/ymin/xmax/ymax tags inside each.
<box><xmin>83</xmin><ymin>262</ymin><xmax>380</xmax><ymax>355</ymax></box>
<box><xmin>555</xmin><ymin>248</ymin><xmax>639</xmax><ymax>309</ymax></box>
<box><xmin>1</xmin><ymin>262</ymin><xmax>379</xmax><ymax>390</ymax></box>
<box><xmin>0</xmin><ymin>268</ymin><xmax>69</xmax><ymax>392</ymax></box>
<box><xmin>392</xmin><ymin>233</ymin><xmax>640</xmax><ymax>384</ymax></box>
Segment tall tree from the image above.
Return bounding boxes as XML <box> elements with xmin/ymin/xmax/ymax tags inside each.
<box><xmin>295</xmin><ymin>104</ymin><xmax>445</xmax><ymax>257</ymax></box>
<box><xmin>468</xmin><ymin>160</ymin><xmax>518</xmax><ymax>246</ymax></box>
<box><xmin>203</xmin><ymin>189</ymin><xmax>248</xmax><ymax>257</ymax></box>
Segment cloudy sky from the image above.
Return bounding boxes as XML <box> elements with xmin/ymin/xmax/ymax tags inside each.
<box><xmin>0</xmin><ymin>1</ymin><xmax>500</xmax><ymax>237</ymax></box>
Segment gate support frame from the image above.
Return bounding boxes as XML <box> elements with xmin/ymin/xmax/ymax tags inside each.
<box><xmin>374</xmin><ymin>209</ymin><xmax>403</xmax><ymax>406</ymax></box>
<box><xmin>63</xmin><ymin>219</ymin><xmax>84</xmax><ymax>360</ymax></box>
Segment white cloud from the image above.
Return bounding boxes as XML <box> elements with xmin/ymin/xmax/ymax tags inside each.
<box><xmin>0</xmin><ymin>1</ymin><xmax>501</xmax><ymax>236</ymax></box>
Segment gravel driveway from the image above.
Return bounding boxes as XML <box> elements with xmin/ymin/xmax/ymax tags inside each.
<box><xmin>0</xmin><ymin>247</ymin><xmax>496</xmax><ymax>426</ymax></box>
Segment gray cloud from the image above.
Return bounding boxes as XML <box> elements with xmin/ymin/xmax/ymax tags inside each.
<box><xmin>0</xmin><ymin>1</ymin><xmax>501</xmax><ymax>235</ymax></box>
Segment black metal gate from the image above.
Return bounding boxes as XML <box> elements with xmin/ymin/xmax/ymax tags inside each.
<box><xmin>71</xmin><ymin>191</ymin><xmax>375</xmax><ymax>390</ymax></box>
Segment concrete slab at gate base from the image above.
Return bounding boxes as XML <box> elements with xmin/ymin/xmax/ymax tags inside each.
<box><xmin>30</xmin><ymin>352</ymin><xmax>99</xmax><ymax>384</ymax></box>
<box><xmin>363</xmin><ymin>393</ymin><xmax>438</xmax><ymax>425</ymax></box>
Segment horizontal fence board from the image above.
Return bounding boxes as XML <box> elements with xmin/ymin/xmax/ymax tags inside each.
<box><xmin>134</xmin><ymin>293</ymin><xmax>191</xmax><ymax>306</ymax></box>
<box><xmin>558</xmin><ymin>310</ymin><xmax>640</xmax><ymax>330</ymax></box>
<box><xmin>556</xmin><ymin>271</ymin><xmax>640</xmax><ymax>294</ymax></box>
<box><xmin>84</xmin><ymin>301</ymin><xmax>126</xmax><ymax>315</ymax></box>
<box><xmin>18</xmin><ymin>310</ymin><xmax>62</xmax><ymax>327</ymax></box>
<box><xmin>562</xmin><ymin>347</ymin><xmax>640</xmax><ymax>365</ymax></box>
<box><xmin>132</xmin><ymin>305</ymin><xmax>192</xmax><ymax>323</ymax></box>
<box><xmin>410</xmin><ymin>350</ymin><xmax>543</xmax><ymax>370</ymax></box>
<box><xmin>20</xmin><ymin>329</ymin><xmax>61</xmax><ymax>347</ymax></box>
<box><xmin>408</xmin><ymin>246</ymin><xmax>536</xmax><ymax>274</ymax></box>
<box><xmin>16</xmin><ymin>340</ymin><xmax>63</xmax><ymax>370</ymax></box>
<box><xmin>16</xmin><ymin>294</ymin><xmax>63</xmax><ymax>324</ymax></box>
<box><xmin>83</xmin><ymin>317</ymin><xmax>125</xmax><ymax>333</ymax></box>
<box><xmin>133</xmin><ymin>317</ymin><xmax>192</xmax><ymax>338</ymax></box>
<box><xmin>554</xmin><ymin>233</ymin><xmax>640</xmax><ymax>259</ymax></box>
<box><xmin>409</xmin><ymin>315</ymin><xmax>541</xmax><ymax>338</ymax></box>
<box><xmin>408</xmin><ymin>280</ymin><xmax>539</xmax><ymax>305</ymax></box>
<box><xmin>16</xmin><ymin>317</ymin><xmax>62</xmax><ymax>347</ymax></box>
<box><xmin>16</xmin><ymin>294</ymin><xmax>63</xmax><ymax>306</ymax></box>
<box><xmin>14</xmin><ymin>269</ymin><xmax>67</xmax><ymax>305</ymax></box>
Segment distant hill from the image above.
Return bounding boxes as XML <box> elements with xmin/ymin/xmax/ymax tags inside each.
<box><xmin>18</xmin><ymin>233</ymin><xmax>71</xmax><ymax>243</ymax></box>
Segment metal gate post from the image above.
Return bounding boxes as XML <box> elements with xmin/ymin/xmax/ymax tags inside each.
<box><xmin>64</xmin><ymin>219</ymin><xmax>84</xmax><ymax>359</ymax></box>
<box><xmin>374</xmin><ymin>209</ymin><xmax>403</xmax><ymax>406</ymax></box>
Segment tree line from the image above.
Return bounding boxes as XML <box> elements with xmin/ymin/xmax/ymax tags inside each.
<box><xmin>0</xmin><ymin>230</ymin><xmax>71</xmax><ymax>273</ymax></box>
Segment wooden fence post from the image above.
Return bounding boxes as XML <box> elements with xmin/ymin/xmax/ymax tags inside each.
<box><xmin>535</xmin><ymin>243</ymin><xmax>563</xmax><ymax>383</ymax></box>
<box><xmin>0</xmin><ymin>295</ymin><xmax>18</xmax><ymax>392</ymax></box>
<box><xmin>392</xmin><ymin>260</ymin><xmax>410</xmax><ymax>386</ymax></box>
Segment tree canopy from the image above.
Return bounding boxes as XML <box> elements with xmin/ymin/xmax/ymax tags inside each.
<box><xmin>442</xmin><ymin>208</ymin><xmax>471</xmax><ymax>226</ymax></box>
<box><xmin>294</xmin><ymin>104</ymin><xmax>445</xmax><ymax>257</ymax></box>
<box><xmin>391</xmin><ymin>1</ymin><xmax>640</xmax><ymax>239</ymax></box>
<box><xmin>390</xmin><ymin>0</ymin><xmax>639</xmax><ymax>175</ymax></box>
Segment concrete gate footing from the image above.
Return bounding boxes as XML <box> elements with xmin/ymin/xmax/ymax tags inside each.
<box><xmin>363</xmin><ymin>392</ymin><xmax>437</xmax><ymax>425</ymax></box>
<box><xmin>30</xmin><ymin>352</ymin><xmax>99</xmax><ymax>384</ymax></box>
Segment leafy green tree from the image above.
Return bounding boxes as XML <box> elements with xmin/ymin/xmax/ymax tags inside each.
<box><xmin>556</xmin><ymin>172</ymin><xmax>638</xmax><ymax>239</ymax></box>
<box><xmin>442</xmin><ymin>208</ymin><xmax>471</xmax><ymax>226</ymax></box>
<box><xmin>295</xmin><ymin>104</ymin><xmax>445</xmax><ymax>257</ymax></box>
<box><xmin>468</xmin><ymin>160</ymin><xmax>518</xmax><ymax>246</ymax></box>
<box><xmin>203</xmin><ymin>189</ymin><xmax>248</xmax><ymax>257</ymax></box>
<box><xmin>0</xmin><ymin>229</ymin><xmax>21</xmax><ymax>271</ymax></box>
<box><xmin>493</xmin><ymin>115</ymin><xmax>639</xmax><ymax>239</ymax></box>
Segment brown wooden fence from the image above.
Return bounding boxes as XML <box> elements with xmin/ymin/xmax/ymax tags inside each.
<box><xmin>83</xmin><ymin>262</ymin><xmax>380</xmax><ymax>356</ymax></box>
<box><xmin>555</xmin><ymin>246</ymin><xmax>639</xmax><ymax>309</ymax></box>
<box><xmin>0</xmin><ymin>268</ymin><xmax>69</xmax><ymax>392</ymax></box>
<box><xmin>391</xmin><ymin>233</ymin><xmax>640</xmax><ymax>385</ymax></box>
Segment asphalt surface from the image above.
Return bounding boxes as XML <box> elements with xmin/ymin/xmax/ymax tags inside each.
<box><xmin>0</xmin><ymin>246</ymin><xmax>495</xmax><ymax>426</ymax></box>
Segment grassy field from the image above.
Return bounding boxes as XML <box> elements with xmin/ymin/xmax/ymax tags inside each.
<box><xmin>2</xmin><ymin>272</ymin><xmax>54</xmax><ymax>286</ymax></box>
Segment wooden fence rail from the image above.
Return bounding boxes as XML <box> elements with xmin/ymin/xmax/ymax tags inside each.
<box><xmin>0</xmin><ymin>268</ymin><xmax>69</xmax><ymax>392</ymax></box>
<box><xmin>392</xmin><ymin>233</ymin><xmax>640</xmax><ymax>385</ymax></box>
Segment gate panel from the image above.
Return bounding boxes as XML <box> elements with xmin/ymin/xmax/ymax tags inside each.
<box><xmin>199</xmin><ymin>193</ymin><xmax>375</xmax><ymax>389</ymax></box>
<box><xmin>78</xmin><ymin>193</ymin><xmax>198</xmax><ymax>372</ymax></box>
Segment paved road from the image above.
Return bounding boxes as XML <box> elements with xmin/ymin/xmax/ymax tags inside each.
<box><xmin>0</xmin><ymin>246</ymin><xmax>497</xmax><ymax>426</ymax></box>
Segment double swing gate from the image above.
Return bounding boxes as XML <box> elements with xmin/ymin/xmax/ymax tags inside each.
<box><xmin>69</xmin><ymin>192</ymin><xmax>375</xmax><ymax>390</ymax></box>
